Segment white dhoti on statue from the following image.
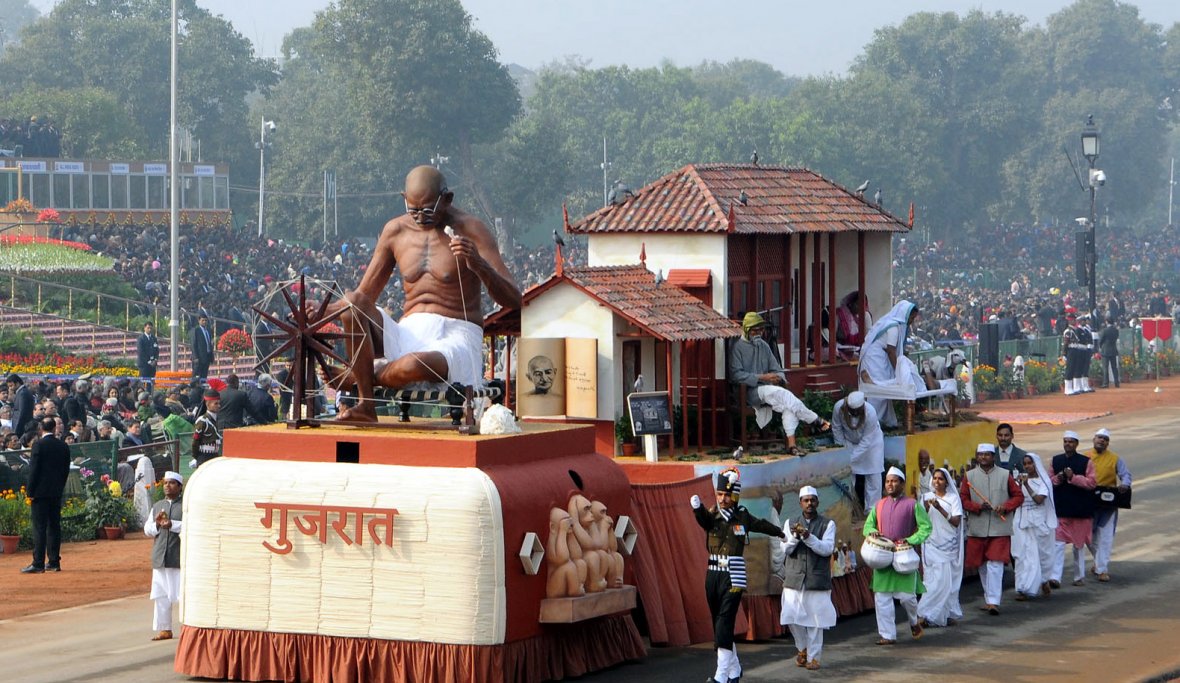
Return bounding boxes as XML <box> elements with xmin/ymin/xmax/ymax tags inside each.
<box><xmin>378</xmin><ymin>310</ymin><xmax>484</xmax><ymax>387</ymax></box>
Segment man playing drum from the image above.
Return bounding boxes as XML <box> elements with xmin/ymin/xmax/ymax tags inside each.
<box><xmin>863</xmin><ymin>466</ymin><xmax>931</xmax><ymax>645</ymax></box>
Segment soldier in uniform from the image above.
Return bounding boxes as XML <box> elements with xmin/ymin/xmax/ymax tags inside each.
<box><xmin>1061</xmin><ymin>314</ymin><xmax>1081</xmax><ymax>395</ymax></box>
<box><xmin>192</xmin><ymin>389</ymin><xmax>222</xmax><ymax>467</ymax></box>
<box><xmin>1076</xmin><ymin>314</ymin><xmax>1095</xmax><ymax>393</ymax></box>
<box><xmin>691</xmin><ymin>467</ymin><xmax>785</xmax><ymax>683</ymax></box>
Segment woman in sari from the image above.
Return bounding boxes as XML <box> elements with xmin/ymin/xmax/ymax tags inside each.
<box><xmin>857</xmin><ymin>300</ymin><xmax>925</xmax><ymax>427</ymax></box>
<box><xmin>917</xmin><ymin>467</ymin><xmax>963</xmax><ymax>627</ymax></box>
<box><xmin>1013</xmin><ymin>452</ymin><xmax>1058</xmax><ymax>599</ymax></box>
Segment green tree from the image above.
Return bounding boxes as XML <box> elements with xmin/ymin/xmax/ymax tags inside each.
<box><xmin>262</xmin><ymin>0</ymin><xmax>521</xmax><ymax>242</ymax></box>
<box><xmin>1004</xmin><ymin>0</ymin><xmax>1172</xmax><ymax>227</ymax></box>
<box><xmin>0</xmin><ymin>0</ymin><xmax>38</xmax><ymax>51</ymax></box>
<box><xmin>4</xmin><ymin>87</ymin><xmax>147</xmax><ymax>159</ymax></box>
<box><xmin>0</xmin><ymin>0</ymin><xmax>277</xmax><ymax>169</ymax></box>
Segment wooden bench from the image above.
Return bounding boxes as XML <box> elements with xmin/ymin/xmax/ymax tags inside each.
<box><xmin>858</xmin><ymin>379</ymin><xmax>957</xmax><ymax>434</ymax></box>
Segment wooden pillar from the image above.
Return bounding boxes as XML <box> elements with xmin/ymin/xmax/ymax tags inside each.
<box><xmin>811</xmin><ymin>232</ymin><xmax>822</xmax><ymax>367</ymax></box>
<box><xmin>797</xmin><ymin>233</ymin><xmax>807</xmax><ymax>368</ymax></box>
<box><xmin>504</xmin><ymin>336</ymin><xmax>514</xmax><ymax>412</ymax></box>
<box><xmin>665</xmin><ymin>347</ymin><xmax>674</xmax><ymax>458</ymax></box>
<box><xmin>782</xmin><ymin>234</ymin><xmax>793</xmax><ymax>369</ymax></box>
<box><xmin>857</xmin><ymin>232</ymin><xmax>867</xmax><ymax>336</ymax></box>
<box><xmin>828</xmin><ymin>233</ymin><xmax>838</xmax><ymax>364</ymax></box>
<box><xmin>679</xmin><ymin>341</ymin><xmax>688</xmax><ymax>456</ymax></box>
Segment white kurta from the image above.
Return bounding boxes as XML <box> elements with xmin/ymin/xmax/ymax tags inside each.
<box><xmin>778</xmin><ymin>519</ymin><xmax>838</xmax><ymax>629</ymax></box>
<box><xmin>831</xmin><ymin>401</ymin><xmax>884</xmax><ymax>476</ymax></box>
<box><xmin>144</xmin><ymin>512</ymin><xmax>183</xmax><ymax>631</ymax></box>
<box><xmin>1013</xmin><ymin>477</ymin><xmax>1055</xmax><ymax>595</ymax></box>
<box><xmin>917</xmin><ymin>491</ymin><xmax>963</xmax><ymax>626</ymax></box>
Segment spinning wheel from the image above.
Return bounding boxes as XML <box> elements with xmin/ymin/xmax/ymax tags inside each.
<box><xmin>252</xmin><ymin>275</ymin><xmax>351</xmax><ymax>428</ymax></box>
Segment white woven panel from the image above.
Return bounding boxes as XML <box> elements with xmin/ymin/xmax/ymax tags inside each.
<box><xmin>178</xmin><ymin>457</ymin><xmax>507</xmax><ymax>645</ymax></box>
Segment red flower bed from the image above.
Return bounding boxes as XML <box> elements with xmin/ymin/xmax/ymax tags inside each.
<box><xmin>0</xmin><ymin>234</ymin><xmax>92</xmax><ymax>251</ymax></box>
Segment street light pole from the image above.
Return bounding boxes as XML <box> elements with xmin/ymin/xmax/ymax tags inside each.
<box><xmin>256</xmin><ymin>118</ymin><xmax>274</xmax><ymax>238</ymax></box>
<box><xmin>168</xmin><ymin>0</ymin><xmax>179</xmax><ymax>370</ymax></box>
<box><xmin>1081</xmin><ymin>115</ymin><xmax>1101</xmax><ymax>318</ymax></box>
<box><xmin>601</xmin><ymin>137</ymin><xmax>611</xmax><ymax>207</ymax></box>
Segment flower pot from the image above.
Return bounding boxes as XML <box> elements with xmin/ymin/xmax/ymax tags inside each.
<box><xmin>620</xmin><ymin>443</ymin><xmax>636</xmax><ymax>457</ymax></box>
<box><xmin>102</xmin><ymin>526</ymin><xmax>124</xmax><ymax>540</ymax></box>
<box><xmin>0</xmin><ymin>534</ymin><xmax>19</xmax><ymax>554</ymax></box>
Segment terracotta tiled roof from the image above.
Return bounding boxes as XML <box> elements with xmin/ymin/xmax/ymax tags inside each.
<box><xmin>666</xmin><ymin>268</ymin><xmax>711</xmax><ymax>288</ymax></box>
<box><xmin>518</xmin><ymin>264</ymin><xmax>741</xmax><ymax>342</ymax></box>
<box><xmin>568</xmin><ymin>163</ymin><xmax>910</xmax><ymax>235</ymax></box>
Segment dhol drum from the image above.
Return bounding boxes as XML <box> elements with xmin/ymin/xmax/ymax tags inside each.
<box><xmin>860</xmin><ymin>535</ymin><xmax>895</xmax><ymax>570</ymax></box>
<box><xmin>892</xmin><ymin>541</ymin><xmax>921</xmax><ymax>574</ymax></box>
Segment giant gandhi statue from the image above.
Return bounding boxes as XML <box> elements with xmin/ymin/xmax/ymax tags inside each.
<box><xmin>317</xmin><ymin>165</ymin><xmax>522</xmax><ymax>422</ymax></box>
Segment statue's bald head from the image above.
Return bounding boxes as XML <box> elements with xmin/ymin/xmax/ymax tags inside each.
<box><xmin>405</xmin><ymin>165</ymin><xmax>447</xmax><ymax>198</ymax></box>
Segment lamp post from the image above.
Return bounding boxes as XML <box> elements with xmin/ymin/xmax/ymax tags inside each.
<box><xmin>168</xmin><ymin>0</ymin><xmax>179</xmax><ymax>370</ymax></box>
<box><xmin>256</xmin><ymin>118</ymin><xmax>275</xmax><ymax>237</ymax></box>
<box><xmin>1081</xmin><ymin>115</ymin><xmax>1100</xmax><ymax>317</ymax></box>
<box><xmin>601</xmin><ymin>137</ymin><xmax>611</xmax><ymax>206</ymax></box>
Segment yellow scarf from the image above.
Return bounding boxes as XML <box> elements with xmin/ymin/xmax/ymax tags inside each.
<box><xmin>1086</xmin><ymin>448</ymin><xmax>1120</xmax><ymax>487</ymax></box>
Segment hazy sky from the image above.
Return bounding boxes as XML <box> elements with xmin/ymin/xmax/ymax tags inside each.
<box><xmin>28</xmin><ymin>0</ymin><xmax>1180</xmax><ymax>77</ymax></box>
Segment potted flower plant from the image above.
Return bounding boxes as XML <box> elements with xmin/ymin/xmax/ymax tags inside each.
<box><xmin>616</xmin><ymin>411</ymin><xmax>636</xmax><ymax>456</ymax></box>
<box><xmin>83</xmin><ymin>472</ymin><xmax>134</xmax><ymax>539</ymax></box>
<box><xmin>0</xmin><ymin>487</ymin><xmax>30</xmax><ymax>554</ymax></box>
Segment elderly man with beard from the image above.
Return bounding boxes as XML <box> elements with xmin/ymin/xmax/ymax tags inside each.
<box><xmin>729</xmin><ymin>312</ymin><xmax>830</xmax><ymax>456</ymax></box>
<box><xmin>831</xmin><ymin>391</ymin><xmax>883</xmax><ymax>513</ymax></box>
<box><xmin>1048</xmin><ymin>431</ymin><xmax>1097</xmax><ymax>587</ymax></box>
<box><xmin>959</xmin><ymin>444</ymin><xmax>1023</xmax><ymax>615</ymax></box>
<box><xmin>777</xmin><ymin>486</ymin><xmax>837</xmax><ymax>671</ymax></box>
<box><xmin>692</xmin><ymin>467</ymin><xmax>785</xmax><ymax>683</ymax></box>
<box><xmin>863</xmin><ymin>467</ymin><xmax>931</xmax><ymax>645</ymax></box>
<box><xmin>1085</xmin><ymin>428</ymin><xmax>1131</xmax><ymax>582</ymax></box>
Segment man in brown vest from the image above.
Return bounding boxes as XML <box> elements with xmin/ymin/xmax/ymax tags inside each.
<box><xmin>960</xmin><ymin>443</ymin><xmax>1023</xmax><ymax>614</ymax></box>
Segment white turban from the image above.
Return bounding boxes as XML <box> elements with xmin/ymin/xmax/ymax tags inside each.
<box><xmin>798</xmin><ymin>485</ymin><xmax>819</xmax><ymax>499</ymax></box>
<box><xmin>846</xmin><ymin>391</ymin><xmax>865</xmax><ymax>409</ymax></box>
<box><xmin>886</xmin><ymin>466</ymin><xmax>905</xmax><ymax>481</ymax></box>
<box><xmin>976</xmin><ymin>443</ymin><xmax>996</xmax><ymax>454</ymax></box>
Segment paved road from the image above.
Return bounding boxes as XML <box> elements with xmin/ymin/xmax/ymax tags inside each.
<box><xmin>3</xmin><ymin>408</ymin><xmax>1178</xmax><ymax>683</ymax></box>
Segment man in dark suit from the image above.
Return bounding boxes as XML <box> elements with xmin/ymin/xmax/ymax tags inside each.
<box><xmin>995</xmin><ymin>423</ymin><xmax>1029</xmax><ymax>473</ymax></box>
<box><xmin>245</xmin><ymin>373</ymin><xmax>278</xmax><ymax>426</ymax></box>
<box><xmin>23</xmin><ymin>417</ymin><xmax>70</xmax><ymax>573</ymax></box>
<box><xmin>6</xmin><ymin>373</ymin><xmax>34</xmax><ymax>438</ymax></box>
<box><xmin>216</xmin><ymin>374</ymin><xmax>247</xmax><ymax>430</ymax></box>
<box><xmin>190</xmin><ymin>315</ymin><xmax>214</xmax><ymax>380</ymax></box>
<box><xmin>137</xmin><ymin>321</ymin><xmax>159</xmax><ymax>387</ymax></box>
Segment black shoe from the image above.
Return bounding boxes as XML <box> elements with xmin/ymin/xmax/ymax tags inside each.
<box><xmin>20</xmin><ymin>564</ymin><xmax>44</xmax><ymax>574</ymax></box>
<box><xmin>46</xmin><ymin>564</ymin><xmax>61</xmax><ymax>572</ymax></box>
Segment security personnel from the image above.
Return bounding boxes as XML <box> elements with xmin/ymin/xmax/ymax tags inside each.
<box><xmin>692</xmin><ymin>467</ymin><xmax>785</xmax><ymax>683</ymax></box>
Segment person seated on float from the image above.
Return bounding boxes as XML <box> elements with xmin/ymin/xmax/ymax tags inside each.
<box><xmin>729</xmin><ymin>312</ymin><xmax>830</xmax><ymax>455</ymax></box>
<box><xmin>316</xmin><ymin>166</ymin><xmax>522</xmax><ymax>422</ymax></box>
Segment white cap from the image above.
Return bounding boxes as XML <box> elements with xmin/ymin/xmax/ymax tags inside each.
<box><xmin>976</xmin><ymin>443</ymin><xmax>996</xmax><ymax>454</ymax></box>
<box><xmin>1094</xmin><ymin>428</ymin><xmax>1111</xmax><ymax>438</ymax></box>
<box><xmin>886</xmin><ymin>466</ymin><xmax>905</xmax><ymax>481</ymax></box>
<box><xmin>846</xmin><ymin>391</ymin><xmax>865</xmax><ymax>409</ymax></box>
<box><xmin>1063</xmin><ymin>430</ymin><xmax>1080</xmax><ymax>441</ymax></box>
<box><xmin>163</xmin><ymin>471</ymin><xmax>183</xmax><ymax>485</ymax></box>
<box><xmin>798</xmin><ymin>485</ymin><xmax>819</xmax><ymax>499</ymax></box>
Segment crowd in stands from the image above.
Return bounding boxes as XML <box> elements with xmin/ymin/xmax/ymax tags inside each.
<box><xmin>0</xmin><ymin>373</ymin><xmax>281</xmax><ymax>481</ymax></box>
<box><xmin>0</xmin><ymin>116</ymin><xmax>62</xmax><ymax>158</ymax></box>
<box><xmin>892</xmin><ymin>222</ymin><xmax>1179</xmax><ymax>347</ymax></box>
<box><xmin>60</xmin><ymin>221</ymin><xmax>586</xmax><ymax>333</ymax></box>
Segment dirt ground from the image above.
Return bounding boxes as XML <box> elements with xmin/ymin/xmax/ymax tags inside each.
<box><xmin>0</xmin><ymin>534</ymin><xmax>153</xmax><ymax>621</ymax></box>
<box><xmin>2</xmin><ymin>373</ymin><xmax>1177</xmax><ymax>622</ymax></box>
